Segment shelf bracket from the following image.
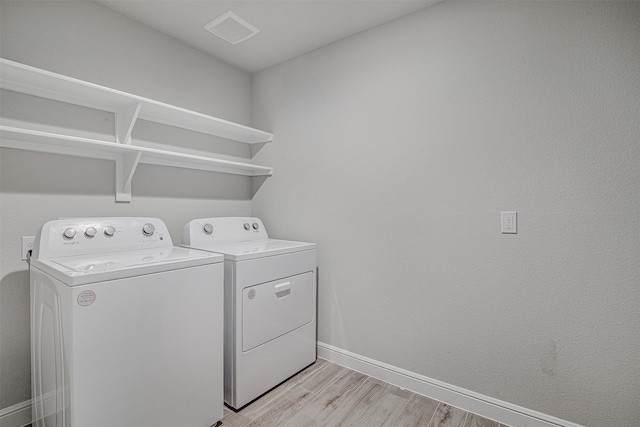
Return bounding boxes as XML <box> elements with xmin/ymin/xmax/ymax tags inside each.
<box><xmin>115</xmin><ymin>102</ymin><xmax>142</xmax><ymax>144</ymax></box>
<box><xmin>115</xmin><ymin>151</ymin><xmax>142</xmax><ymax>202</ymax></box>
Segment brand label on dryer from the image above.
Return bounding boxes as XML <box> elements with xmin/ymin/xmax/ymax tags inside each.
<box><xmin>247</xmin><ymin>289</ymin><xmax>256</xmax><ymax>300</ymax></box>
<box><xmin>77</xmin><ymin>290</ymin><xmax>96</xmax><ymax>307</ymax></box>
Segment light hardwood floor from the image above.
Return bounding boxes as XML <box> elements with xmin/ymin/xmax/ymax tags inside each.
<box><xmin>220</xmin><ymin>358</ymin><xmax>509</xmax><ymax>427</ymax></box>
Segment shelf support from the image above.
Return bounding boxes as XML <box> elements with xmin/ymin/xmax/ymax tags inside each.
<box><xmin>115</xmin><ymin>151</ymin><xmax>142</xmax><ymax>202</ymax></box>
<box><xmin>115</xmin><ymin>102</ymin><xmax>142</xmax><ymax>144</ymax></box>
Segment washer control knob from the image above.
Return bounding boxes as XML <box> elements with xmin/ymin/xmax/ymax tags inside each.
<box><xmin>252</xmin><ymin>222</ymin><xmax>259</xmax><ymax>230</ymax></box>
<box><xmin>203</xmin><ymin>223</ymin><xmax>213</xmax><ymax>235</ymax></box>
<box><xmin>104</xmin><ymin>226</ymin><xmax>116</xmax><ymax>237</ymax></box>
<box><xmin>84</xmin><ymin>227</ymin><xmax>97</xmax><ymax>238</ymax></box>
<box><xmin>243</xmin><ymin>223</ymin><xmax>251</xmax><ymax>231</ymax></box>
<box><xmin>142</xmin><ymin>223</ymin><xmax>155</xmax><ymax>237</ymax></box>
<box><xmin>63</xmin><ymin>228</ymin><xmax>77</xmax><ymax>239</ymax></box>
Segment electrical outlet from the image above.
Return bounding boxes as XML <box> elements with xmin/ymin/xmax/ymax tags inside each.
<box><xmin>21</xmin><ymin>236</ymin><xmax>35</xmax><ymax>261</ymax></box>
<box><xmin>501</xmin><ymin>212</ymin><xmax>517</xmax><ymax>234</ymax></box>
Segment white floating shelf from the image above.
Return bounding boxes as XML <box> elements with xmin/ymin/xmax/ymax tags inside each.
<box><xmin>0</xmin><ymin>58</ymin><xmax>274</xmax><ymax>202</ymax></box>
<box><xmin>0</xmin><ymin>58</ymin><xmax>273</xmax><ymax>144</ymax></box>
<box><xmin>0</xmin><ymin>126</ymin><xmax>272</xmax><ymax>201</ymax></box>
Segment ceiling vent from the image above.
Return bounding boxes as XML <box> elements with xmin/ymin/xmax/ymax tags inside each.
<box><xmin>204</xmin><ymin>11</ymin><xmax>260</xmax><ymax>45</ymax></box>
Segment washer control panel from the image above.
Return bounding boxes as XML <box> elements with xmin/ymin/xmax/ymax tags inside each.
<box><xmin>182</xmin><ymin>217</ymin><xmax>268</xmax><ymax>246</ymax></box>
<box><xmin>33</xmin><ymin>217</ymin><xmax>172</xmax><ymax>259</ymax></box>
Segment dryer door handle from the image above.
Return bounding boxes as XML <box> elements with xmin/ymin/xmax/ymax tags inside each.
<box><xmin>274</xmin><ymin>282</ymin><xmax>291</xmax><ymax>297</ymax></box>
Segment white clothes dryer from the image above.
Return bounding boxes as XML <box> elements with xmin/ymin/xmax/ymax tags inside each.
<box><xmin>30</xmin><ymin>217</ymin><xmax>224</xmax><ymax>427</ymax></box>
<box><xmin>182</xmin><ymin>217</ymin><xmax>316</xmax><ymax>409</ymax></box>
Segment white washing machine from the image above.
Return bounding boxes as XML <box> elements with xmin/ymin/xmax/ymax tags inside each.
<box><xmin>182</xmin><ymin>217</ymin><xmax>316</xmax><ymax>409</ymax></box>
<box><xmin>29</xmin><ymin>217</ymin><xmax>225</xmax><ymax>427</ymax></box>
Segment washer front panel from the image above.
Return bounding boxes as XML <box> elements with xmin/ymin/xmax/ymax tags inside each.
<box><xmin>31</xmin><ymin>263</ymin><xmax>224</xmax><ymax>427</ymax></box>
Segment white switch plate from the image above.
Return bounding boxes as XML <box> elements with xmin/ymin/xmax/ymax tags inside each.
<box><xmin>501</xmin><ymin>212</ymin><xmax>517</xmax><ymax>234</ymax></box>
<box><xmin>21</xmin><ymin>236</ymin><xmax>35</xmax><ymax>261</ymax></box>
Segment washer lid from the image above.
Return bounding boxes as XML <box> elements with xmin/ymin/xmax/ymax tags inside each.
<box><xmin>31</xmin><ymin>246</ymin><xmax>223</xmax><ymax>286</ymax></box>
<box><xmin>184</xmin><ymin>239</ymin><xmax>315</xmax><ymax>261</ymax></box>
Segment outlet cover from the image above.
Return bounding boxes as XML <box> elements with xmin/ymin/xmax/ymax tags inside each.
<box><xmin>22</xmin><ymin>236</ymin><xmax>35</xmax><ymax>261</ymax></box>
<box><xmin>501</xmin><ymin>212</ymin><xmax>517</xmax><ymax>234</ymax></box>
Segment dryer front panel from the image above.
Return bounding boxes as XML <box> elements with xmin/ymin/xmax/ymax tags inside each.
<box><xmin>242</xmin><ymin>271</ymin><xmax>313</xmax><ymax>352</ymax></box>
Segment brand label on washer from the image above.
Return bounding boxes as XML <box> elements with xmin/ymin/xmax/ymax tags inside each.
<box><xmin>247</xmin><ymin>289</ymin><xmax>256</xmax><ymax>300</ymax></box>
<box><xmin>77</xmin><ymin>290</ymin><xmax>96</xmax><ymax>307</ymax></box>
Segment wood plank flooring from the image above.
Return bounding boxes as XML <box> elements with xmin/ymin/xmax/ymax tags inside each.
<box><xmin>220</xmin><ymin>359</ymin><xmax>510</xmax><ymax>427</ymax></box>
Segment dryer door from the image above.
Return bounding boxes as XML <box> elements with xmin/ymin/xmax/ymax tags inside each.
<box><xmin>242</xmin><ymin>271</ymin><xmax>314</xmax><ymax>352</ymax></box>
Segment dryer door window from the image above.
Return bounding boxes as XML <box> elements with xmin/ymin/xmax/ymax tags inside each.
<box><xmin>242</xmin><ymin>271</ymin><xmax>313</xmax><ymax>352</ymax></box>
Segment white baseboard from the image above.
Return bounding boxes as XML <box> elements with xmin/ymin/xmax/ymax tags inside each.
<box><xmin>2</xmin><ymin>344</ymin><xmax>584</xmax><ymax>427</ymax></box>
<box><xmin>317</xmin><ymin>342</ymin><xmax>583</xmax><ymax>427</ymax></box>
<box><xmin>0</xmin><ymin>399</ymin><xmax>32</xmax><ymax>427</ymax></box>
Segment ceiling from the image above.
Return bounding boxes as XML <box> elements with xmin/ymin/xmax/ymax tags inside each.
<box><xmin>96</xmin><ymin>1</ymin><xmax>441</xmax><ymax>74</ymax></box>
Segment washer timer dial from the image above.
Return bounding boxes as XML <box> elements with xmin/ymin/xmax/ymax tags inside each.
<box><xmin>142</xmin><ymin>223</ymin><xmax>155</xmax><ymax>237</ymax></box>
<box><xmin>63</xmin><ymin>228</ymin><xmax>77</xmax><ymax>239</ymax></box>
<box><xmin>203</xmin><ymin>223</ymin><xmax>213</xmax><ymax>235</ymax></box>
<box><xmin>84</xmin><ymin>227</ymin><xmax>97</xmax><ymax>238</ymax></box>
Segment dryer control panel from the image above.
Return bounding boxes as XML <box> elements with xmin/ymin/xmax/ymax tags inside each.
<box><xmin>33</xmin><ymin>217</ymin><xmax>173</xmax><ymax>259</ymax></box>
<box><xmin>182</xmin><ymin>217</ymin><xmax>268</xmax><ymax>246</ymax></box>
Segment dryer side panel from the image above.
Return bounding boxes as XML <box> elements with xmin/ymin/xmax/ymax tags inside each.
<box><xmin>224</xmin><ymin>259</ymin><xmax>237</xmax><ymax>406</ymax></box>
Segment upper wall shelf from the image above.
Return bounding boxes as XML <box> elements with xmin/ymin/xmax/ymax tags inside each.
<box><xmin>0</xmin><ymin>58</ymin><xmax>273</xmax><ymax>144</ymax></box>
<box><xmin>0</xmin><ymin>58</ymin><xmax>274</xmax><ymax>202</ymax></box>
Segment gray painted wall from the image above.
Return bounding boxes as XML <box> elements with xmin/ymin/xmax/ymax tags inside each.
<box><xmin>2</xmin><ymin>1</ymin><xmax>639</xmax><ymax>425</ymax></box>
<box><xmin>251</xmin><ymin>2</ymin><xmax>640</xmax><ymax>426</ymax></box>
<box><xmin>0</xmin><ymin>1</ymin><xmax>254</xmax><ymax>409</ymax></box>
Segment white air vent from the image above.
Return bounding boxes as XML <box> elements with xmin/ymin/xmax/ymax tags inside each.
<box><xmin>204</xmin><ymin>11</ymin><xmax>260</xmax><ymax>45</ymax></box>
